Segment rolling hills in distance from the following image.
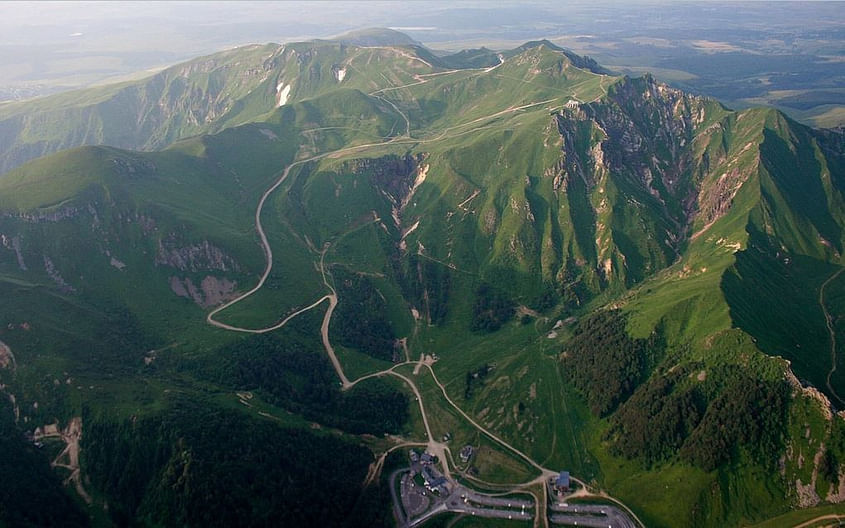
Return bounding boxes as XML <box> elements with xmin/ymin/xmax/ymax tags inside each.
<box><xmin>1</xmin><ymin>27</ymin><xmax>845</xmax><ymax>527</ymax></box>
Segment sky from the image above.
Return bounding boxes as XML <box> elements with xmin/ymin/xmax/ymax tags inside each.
<box><xmin>0</xmin><ymin>1</ymin><xmax>842</xmax><ymax>98</ymax></box>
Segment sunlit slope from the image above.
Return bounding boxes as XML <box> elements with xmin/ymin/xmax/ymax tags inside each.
<box><xmin>625</xmin><ymin>108</ymin><xmax>845</xmax><ymax>392</ymax></box>
<box><xmin>0</xmin><ymin>89</ymin><xmax>400</xmax><ymax>333</ymax></box>
<box><xmin>1</xmin><ymin>32</ymin><xmax>845</xmax><ymax>528</ymax></box>
<box><xmin>0</xmin><ymin>29</ymin><xmax>456</xmax><ymax>174</ymax></box>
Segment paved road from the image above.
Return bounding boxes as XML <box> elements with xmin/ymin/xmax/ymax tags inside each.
<box><xmin>390</xmin><ymin>470</ymin><xmax>409</xmax><ymax>528</ymax></box>
<box><xmin>461</xmin><ymin>490</ymin><xmax>533</xmax><ymax>509</ymax></box>
<box><xmin>549</xmin><ymin>502</ymin><xmax>636</xmax><ymax>528</ymax></box>
<box><xmin>442</xmin><ymin>482</ymin><xmax>535</xmax><ymax>522</ymax></box>
<box><xmin>198</xmin><ymin>64</ymin><xmax>645</xmax><ymax>528</ymax></box>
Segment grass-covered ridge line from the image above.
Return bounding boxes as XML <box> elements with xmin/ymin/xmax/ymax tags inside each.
<box><xmin>0</xmin><ymin>30</ymin><xmax>844</xmax><ymax>527</ymax></box>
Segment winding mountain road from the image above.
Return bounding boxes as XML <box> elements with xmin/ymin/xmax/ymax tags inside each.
<box><xmin>202</xmin><ymin>76</ymin><xmax>643</xmax><ymax>526</ymax></box>
<box><xmin>422</xmin><ymin>363</ymin><xmax>550</xmax><ymax>476</ymax></box>
<box><xmin>820</xmin><ymin>267</ymin><xmax>845</xmax><ymax>405</ymax></box>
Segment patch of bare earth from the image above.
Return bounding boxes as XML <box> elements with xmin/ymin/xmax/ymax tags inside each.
<box><xmin>827</xmin><ymin>463</ymin><xmax>845</xmax><ymax>503</ymax></box>
<box><xmin>38</xmin><ymin>417</ymin><xmax>92</xmax><ymax>504</ymax></box>
<box><xmin>0</xmin><ymin>340</ymin><xmax>16</xmax><ymax>371</ymax></box>
<box><xmin>170</xmin><ymin>275</ymin><xmax>238</xmax><ymax>307</ymax></box>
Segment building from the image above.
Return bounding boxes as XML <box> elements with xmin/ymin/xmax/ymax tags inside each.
<box><xmin>422</xmin><ymin>466</ymin><xmax>445</xmax><ymax>486</ymax></box>
<box><xmin>422</xmin><ymin>466</ymin><xmax>449</xmax><ymax>495</ymax></box>
<box><xmin>420</xmin><ymin>452</ymin><xmax>435</xmax><ymax>465</ymax></box>
<box><xmin>554</xmin><ymin>471</ymin><xmax>570</xmax><ymax>492</ymax></box>
<box><xmin>459</xmin><ymin>445</ymin><xmax>474</xmax><ymax>463</ymax></box>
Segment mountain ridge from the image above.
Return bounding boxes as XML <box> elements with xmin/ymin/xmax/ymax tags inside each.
<box><xmin>1</xmin><ymin>29</ymin><xmax>844</xmax><ymax>528</ymax></box>
<box><xmin>0</xmin><ymin>30</ymin><xmax>604</xmax><ymax>175</ymax></box>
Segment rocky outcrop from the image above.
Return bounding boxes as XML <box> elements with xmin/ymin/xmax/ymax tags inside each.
<box><xmin>0</xmin><ymin>340</ymin><xmax>15</xmax><ymax>372</ymax></box>
<box><xmin>550</xmin><ymin>77</ymin><xmax>707</xmax><ymax>289</ymax></box>
<box><xmin>43</xmin><ymin>255</ymin><xmax>75</xmax><ymax>293</ymax></box>
<box><xmin>2</xmin><ymin>206</ymin><xmax>81</xmax><ymax>223</ymax></box>
<box><xmin>111</xmin><ymin>156</ymin><xmax>156</xmax><ymax>178</ymax></box>
<box><xmin>1</xmin><ymin>234</ymin><xmax>27</xmax><ymax>271</ymax></box>
<box><xmin>786</xmin><ymin>366</ymin><xmax>834</xmax><ymax>421</ymax></box>
<box><xmin>557</xmin><ymin>74</ymin><xmax>712</xmax><ymax>208</ymax></box>
<box><xmin>169</xmin><ymin>275</ymin><xmax>237</xmax><ymax>308</ymax></box>
<box><xmin>346</xmin><ymin>154</ymin><xmax>424</xmax><ymax>206</ymax></box>
<box><xmin>155</xmin><ymin>237</ymin><xmax>240</xmax><ymax>273</ymax></box>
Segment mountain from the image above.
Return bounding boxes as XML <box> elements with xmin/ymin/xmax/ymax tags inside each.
<box><xmin>1</xmin><ymin>30</ymin><xmax>844</xmax><ymax>528</ymax></box>
<box><xmin>0</xmin><ymin>30</ymin><xmax>437</xmax><ymax>175</ymax></box>
<box><xmin>329</xmin><ymin>27</ymin><xmax>422</xmax><ymax>47</ymax></box>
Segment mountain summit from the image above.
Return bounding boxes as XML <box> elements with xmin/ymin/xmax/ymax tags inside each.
<box><xmin>329</xmin><ymin>27</ymin><xmax>422</xmax><ymax>47</ymax></box>
<box><xmin>0</xmin><ymin>30</ymin><xmax>844</xmax><ymax>528</ymax></box>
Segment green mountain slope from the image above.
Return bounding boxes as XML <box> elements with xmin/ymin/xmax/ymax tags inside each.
<box><xmin>1</xmin><ymin>32</ymin><xmax>844</xmax><ymax>528</ymax></box>
<box><xmin>0</xmin><ymin>29</ymin><xmax>452</xmax><ymax>175</ymax></box>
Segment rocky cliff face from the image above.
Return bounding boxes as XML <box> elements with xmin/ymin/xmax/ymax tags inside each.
<box><xmin>0</xmin><ymin>44</ymin><xmax>282</xmax><ymax>174</ymax></box>
<box><xmin>155</xmin><ymin>236</ymin><xmax>240</xmax><ymax>273</ymax></box>
<box><xmin>545</xmin><ymin>75</ymin><xmax>726</xmax><ymax>292</ymax></box>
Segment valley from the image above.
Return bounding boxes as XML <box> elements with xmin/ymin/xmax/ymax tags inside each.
<box><xmin>196</xmin><ymin>67</ymin><xmax>640</xmax><ymax>526</ymax></box>
<box><xmin>1</xmin><ymin>27</ymin><xmax>845</xmax><ymax>528</ymax></box>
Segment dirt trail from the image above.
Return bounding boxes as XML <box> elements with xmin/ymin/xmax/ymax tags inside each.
<box><xmin>208</xmin><ymin>94</ymin><xmax>563</xmax><ymax>333</ymax></box>
<box><xmin>793</xmin><ymin>514</ymin><xmax>844</xmax><ymax>528</ymax></box>
<box><xmin>206</xmin><ymin>154</ymin><xmax>328</xmax><ymax>332</ymax></box>
<box><xmin>320</xmin><ymin>293</ymin><xmax>348</xmax><ymax>387</ymax></box>
<box><xmin>412</xmin><ymin>353</ymin><xmax>426</xmax><ymax>375</ymax></box>
<box><xmin>314</xmin><ymin>247</ymin><xmax>350</xmax><ymax>388</ymax></box>
<box><xmin>206</xmin><ymin>134</ymin><xmax>419</xmax><ymax>333</ymax></box>
<box><xmin>196</xmin><ymin>80</ymin><xmax>648</xmax><ymax>524</ymax></box>
<box><xmin>820</xmin><ymin>267</ymin><xmax>845</xmax><ymax>405</ymax></box>
<box><xmin>363</xmin><ymin>441</ymin><xmax>427</xmax><ymax>487</ymax></box>
<box><xmin>422</xmin><ymin>363</ymin><xmax>646</xmax><ymax>527</ymax></box>
<box><xmin>422</xmin><ymin>363</ymin><xmax>549</xmax><ymax>476</ymax></box>
<box><xmin>47</xmin><ymin>417</ymin><xmax>92</xmax><ymax>504</ymax></box>
<box><xmin>536</xmin><ymin>482</ymin><xmax>548</xmax><ymax>528</ymax></box>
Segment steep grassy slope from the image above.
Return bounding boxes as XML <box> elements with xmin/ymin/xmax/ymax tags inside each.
<box><xmin>0</xmin><ymin>44</ymin><xmax>284</xmax><ymax>174</ymax></box>
<box><xmin>613</xmin><ymin>109</ymin><xmax>845</xmax><ymax>526</ymax></box>
<box><xmin>0</xmin><ymin>30</ymin><xmax>452</xmax><ymax>175</ymax></box>
<box><xmin>1</xmin><ymin>32</ymin><xmax>845</xmax><ymax>528</ymax></box>
<box><xmin>258</xmin><ymin>53</ymin><xmax>845</xmax><ymax>525</ymax></box>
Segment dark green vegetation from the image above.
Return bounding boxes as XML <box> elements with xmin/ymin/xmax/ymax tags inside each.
<box><xmin>83</xmin><ymin>397</ymin><xmax>383</xmax><ymax>528</ymax></box>
<box><xmin>197</xmin><ymin>325</ymin><xmax>409</xmax><ymax>434</ymax></box>
<box><xmin>470</xmin><ymin>284</ymin><xmax>515</xmax><ymax>333</ymax></box>
<box><xmin>463</xmin><ymin>363</ymin><xmax>493</xmax><ymax>400</ymax></box>
<box><xmin>0</xmin><ymin>28</ymin><xmax>844</xmax><ymax>528</ymax></box>
<box><xmin>0</xmin><ymin>399</ymin><xmax>88</xmax><ymax>527</ymax></box>
<box><xmin>561</xmin><ymin>311</ymin><xmax>660</xmax><ymax>416</ymax></box>
<box><xmin>331</xmin><ymin>268</ymin><xmax>398</xmax><ymax>361</ymax></box>
<box><xmin>606</xmin><ymin>364</ymin><xmax>789</xmax><ymax>473</ymax></box>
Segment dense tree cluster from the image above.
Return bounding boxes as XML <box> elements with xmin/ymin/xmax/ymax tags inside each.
<box><xmin>398</xmin><ymin>254</ymin><xmax>451</xmax><ymax>325</ymax></box>
<box><xmin>331</xmin><ymin>269</ymin><xmax>397</xmax><ymax>361</ymax></box>
<box><xmin>824</xmin><ymin>418</ymin><xmax>845</xmax><ymax>485</ymax></box>
<box><xmin>83</xmin><ymin>398</ymin><xmax>382</xmax><ymax>527</ymax></box>
<box><xmin>606</xmin><ymin>370</ymin><xmax>790</xmax><ymax>472</ymax></box>
<box><xmin>679</xmin><ymin>377</ymin><xmax>789</xmax><ymax>471</ymax></box>
<box><xmin>470</xmin><ymin>283</ymin><xmax>515</xmax><ymax>332</ymax></box>
<box><xmin>530</xmin><ymin>282</ymin><xmax>560</xmax><ymax>313</ymax></box>
<box><xmin>565</xmin><ymin>310</ymin><xmax>790</xmax><ymax>472</ymax></box>
<box><xmin>560</xmin><ymin>310</ymin><xmax>658</xmax><ymax>416</ymax></box>
<box><xmin>607</xmin><ymin>373</ymin><xmax>703</xmax><ymax>465</ymax></box>
<box><xmin>195</xmin><ymin>332</ymin><xmax>409</xmax><ymax>435</ymax></box>
<box><xmin>819</xmin><ymin>448</ymin><xmax>839</xmax><ymax>486</ymax></box>
<box><xmin>0</xmin><ymin>399</ymin><xmax>88</xmax><ymax>527</ymax></box>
